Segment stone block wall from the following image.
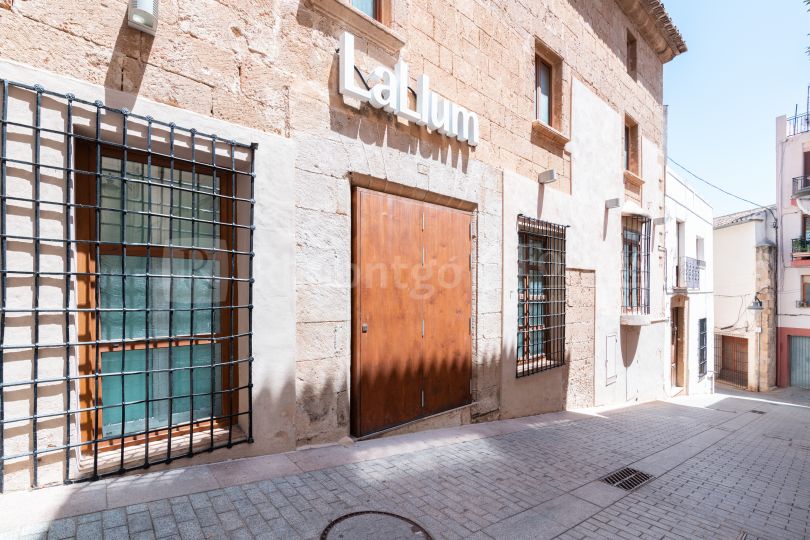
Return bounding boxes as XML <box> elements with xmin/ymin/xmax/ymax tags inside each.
<box><xmin>0</xmin><ymin>0</ymin><xmax>674</xmax><ymax>465</ymax></box>
<box><xmin>565</xmin><ymin>269</ymin><xmax>596</xmax><ymax>409</ymax></box>
<box><xmin>755</xmin><ymin>244</ymin><xmax>777</xmax><ymax>389</ymax></box>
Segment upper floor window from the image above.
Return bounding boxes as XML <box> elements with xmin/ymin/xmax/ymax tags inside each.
<box><xmin>353</xmin><ymin>0</ymin><xmax>380</xmax><ymax>21</ymax></box>
<box><xmin>802</xmin><ymin>275</ymin><xmax>810</xmax><ymax>306</ymax></box>
<box><xmin>624</xmin><ymin>118</ymin><xmax>639</xmax><ymax>174</ymax></box>
<box><xmin>626</xmin><ymin>31</ymin><xmax>638</xmax><ymax>79</ymax></box>
<box><xmin>517</xmin><ymin>216</ymin><xmax>567</xmax><ymax>377</ymax></box>
<box><xmin>621</xmin><ymin>215</ymin><xmax>651</xmax><ymax>314</ymax></box>
<box><xmin>536</xmin><ymin>58</ymin><xmax>552</xmax><ymax>125</ymax></box>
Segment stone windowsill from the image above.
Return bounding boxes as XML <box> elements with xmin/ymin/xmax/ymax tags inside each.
<box><xmin>310</xmin><ymin>0</ymin><xmax>405</xmax><ymax>53</ymax></box>
<box><xmin>624</xmin><ymin>169</ymin><xmax>644</xmax><ymax>186</ymax></box>
<box><xmin>531</xmin><ymin>120</ymin><xmax>570</xmax><ymax>148</ymax></box>
<box><xmin>620</xmin><ymin>313</ymin><xmax>651</xmax><ymax>327</ymax></box>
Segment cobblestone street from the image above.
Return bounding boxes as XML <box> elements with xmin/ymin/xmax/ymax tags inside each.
<box><xmin>3</xmin><ymin>388</ymin><xmax>810</xmax><ymax>540</ymax></box>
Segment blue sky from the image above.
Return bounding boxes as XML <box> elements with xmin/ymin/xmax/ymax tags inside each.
<box><xmin>663</xmin><ymin>0</ymin><xmax>810</xmax><ymax>216</ymax></box>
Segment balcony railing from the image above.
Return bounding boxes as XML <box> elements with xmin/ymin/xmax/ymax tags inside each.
<box><xmin>676</xmin><ymin>257</ymin><xmax>702</xmax><ymax>290</ymax></box>
<box><xmin>793</xmin><ymin>176</ymin><xmax>810</xmax><ymax>196</ymax></box>
<box><xmin>788</xmin><ymin>112</ymin><xmax>810</xmax><ymax>137</ymax></box>
<box><xmin>792</xmin><ymin>238</ymin><xmax>810</xmax><ymax>258</ymax></box>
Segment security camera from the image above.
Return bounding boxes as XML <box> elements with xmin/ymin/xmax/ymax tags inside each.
<box><xmin>128</xmin><ymin>0</ymin><xmax>159</xmax><ymax>35</ymax></box>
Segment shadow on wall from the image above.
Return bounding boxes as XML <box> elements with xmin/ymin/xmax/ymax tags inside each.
<box><xmin>103</xmin><ymin>13</ymin><xmax>155</xmax><ymax>111</ymax></box>
<box><xmin>296</xmin><ymin>346</ymin><xmax>505</xmax><ymax>445</ymax></box>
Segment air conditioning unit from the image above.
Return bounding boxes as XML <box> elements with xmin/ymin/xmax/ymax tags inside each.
<box><xmin>128</xmin><ymin>0</ymin><xmax>159</xmax><ymax>35</ymax></box>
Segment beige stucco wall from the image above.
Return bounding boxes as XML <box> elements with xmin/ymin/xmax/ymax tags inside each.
<box><xmin>501</xmin><ymin>78</ymin><xmax>668</xmax><ymax>416</ymax></box>
<box><xmin>0</xmin><ymin>0</ymin><xmax>676</xmax><ymax>490</ymax></box>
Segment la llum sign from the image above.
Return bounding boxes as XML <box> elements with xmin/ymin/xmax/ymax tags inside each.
<box><xmin>338</xmin><ymin>32</ymin><xmax>480</xmax><ymax>147</ymax></box>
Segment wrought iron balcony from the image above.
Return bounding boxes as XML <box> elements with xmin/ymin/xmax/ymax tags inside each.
<box><xmin>788</xmin><ymin>112</ymin><xmax>810</xmax><ymax>137</ymax></box>
<box><xmin>792</xmin><ymin>238</ymin><xmax>810</xmax><ymax>258</ymax></box>
<box><xmin>793</xmin><ymin>176</ymin><xmax>810</xmax><ymax>197</ymax></box>
<box><xmin>676</xmin><ymin>257</ymin><xmax>702</xmax><ymax>290</ymax></box>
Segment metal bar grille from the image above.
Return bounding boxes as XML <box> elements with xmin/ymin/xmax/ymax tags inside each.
<box><xmin>698</xmin><ymin>318</ymin><xmax>707</xmax><ymax>377</ymax></box>
<box><xmin>621</xmin><ymin>215</ymin><xmax>650</xmax><ymax>315</ymax></box>
<box><xmin>0</xmin><ymin>79</ymin><xmax>255</xmax><ymax>491</ymax></box>
<box><xmin>516</xmin><ymin>215</ymin><xmax>566</xmax><ymax>378</ymax></box>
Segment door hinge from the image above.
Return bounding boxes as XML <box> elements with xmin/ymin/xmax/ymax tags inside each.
<box><xmin>470</xmin><ymin>220</ymin><xmax>474</xmax><ymax>238</ymax></box>
<box><xmin>469</xmin><ymin>317</ymin><xmax>472</xmax><ymax>334</ymax></box>
<box><xmin>422</xmin><ymin>319</ymin><xmax>425</xmax><ymax>337</ymax></box>
<box><xmin>469</xmin><ymin>379</ymin><xmax>473</xmax><ymax>394</ymax></box>
<box><xmin>421</xmin><ymin>389</ymin><xmax>425</xmax><ymax>408</ymax></box>
<box><xmin>422</xmin><ymin>211</ymin><xmax>425</xmax><ymax>231</ymax></box>
<box><xmin>469</xmin><ymin>254</ymin><xmax>472</xmax><ymax>269</ymax></box>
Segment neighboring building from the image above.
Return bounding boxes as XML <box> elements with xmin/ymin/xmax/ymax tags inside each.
<box><xmin>713</xmin><ymin>206</ymin><xmax>777</xmax><ymax>391</ymax></box>
<box><xmin>776</xmin><ymin>108</ymin><xmax>810</xmax><ymax>389</ymax></box>
<box><xmin>0</xmin><ymin>1</ymin><xmax>685</xmax><ymax>491</ymax></box>
<box><xmin>664</xmin><ymin>169</ymin><xmax>713</xmax><ymax>396</ymax></box>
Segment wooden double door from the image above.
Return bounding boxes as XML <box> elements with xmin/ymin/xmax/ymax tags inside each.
<box><xmin>351</xmin><ymin>189</ymin><xmax>472</xmax><ymax>436</ymax></box>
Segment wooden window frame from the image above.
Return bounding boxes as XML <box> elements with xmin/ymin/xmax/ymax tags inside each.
<box><xmin>352</xmin><ymin>0</ymin><xmax>389</xmax><ymax>24</ymax></box>
<box><xmin>533</xmin><ymin>40</ymin><xmax>564</xmax><ymax>133</ymax></box>
<box><xmin>626</xmin><ymin>30</ymin><xmax>638</xmax><ymax>79</ymax></box>
<box><xmin>74</xmin><ymin>141</ymin><xmax>240</xmax><ymax>452</ymax></box>
<box><xmin>624</xmin><ymin>116</ymin><xmax>640</xmax><ymax>175</ymax></box>
<box><xmin>621</xmin><ymin>216</ymin><xmax>650</xmax><ymax>314</ymax></box>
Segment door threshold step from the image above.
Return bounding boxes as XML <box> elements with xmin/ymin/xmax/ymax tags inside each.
<box><xmin>354</xmin><ymin>402</ymin><xmax>474</xmax><ymax>442</ymax></box>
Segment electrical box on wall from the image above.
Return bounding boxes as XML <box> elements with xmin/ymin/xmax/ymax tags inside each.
<box><xmin>128</xmin><ymin>0</ymin><xmax>159</xmax><ymax>35</ymax></box>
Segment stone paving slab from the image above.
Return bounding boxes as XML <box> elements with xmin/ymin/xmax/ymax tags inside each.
<box><xmin>2</xmin><ymin>388</ymin><xmax>810</xmax><ymax>539</ymax></box>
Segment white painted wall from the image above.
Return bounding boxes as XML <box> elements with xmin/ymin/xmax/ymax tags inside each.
<box><xmin>664</xmin><ymin>170</ymin><xmax>713</xmax><ymax>394</ymax></box>
<box><xmin>776</xmin><ymin>115</ymin><xmax>810</xmax><ymax>328</ymax></box>
<box><xmin>500</xmin><ymin>78</ymin><xmax>668</xmax><ymax>415</ymax></box>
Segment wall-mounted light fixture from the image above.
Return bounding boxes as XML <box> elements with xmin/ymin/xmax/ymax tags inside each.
<box><xmin>128</xmin><ymin>0</ymin><xmax>159</xmax><ymax>35</ymax></box>
<box><xmin>538</xmin><ymin>169</ymin><xmax>557</xmax><ymax>184</ymax></box>
<box><xmin>605</xmin><ymin>198</ymin><xmax>622</xmax><ymax>209</ymax></box>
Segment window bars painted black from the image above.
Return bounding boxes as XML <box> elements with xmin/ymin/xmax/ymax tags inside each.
<box><xmin>621</xmin><ymin>215</ymin><xmax>650</xmax><ymax>315</ymax></box>
<box><xmin>0</xmin><ymin>79</ymin><xmax>256</xmax><ymax>492</ymax></box>
<box><xmin>516</xmin><ymin>215</ymin><xmax>566</xmax><ymax>378</ymax></box>
<box><xmin>698</xmin><ymin>318</ymin><xmax>707</xmax><ymax>377</ymax></box>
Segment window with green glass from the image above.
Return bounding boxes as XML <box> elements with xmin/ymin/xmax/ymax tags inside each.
<box><xmin>352</xmin><ymin>0</ymin><xmax>378</xmax><ymax>19</ymax></box>
<box><xmin>76</xmin><ymin>147</ymin><xmax>235</xmax><ymax>443</ymax></box>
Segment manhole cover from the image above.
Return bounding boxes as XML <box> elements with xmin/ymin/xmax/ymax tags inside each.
<box><xmin>321</xmin><ymin>511</ymin><xmax>433</xmax><ymax>540</ymax></box>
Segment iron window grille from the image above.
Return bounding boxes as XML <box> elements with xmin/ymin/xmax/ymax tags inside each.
<box><xmin>0</xmin><ymin>79</ymin><xmax>256</xmax><ymax>492</ymax></box>
<box><xmin>621</xmin><ymin>215</ymin><xmax>650</xmax><ymax>315</ymax></box>
<box><xmin>516</xmin><ymin>215</ymin><xmax>566</xmax><ymax>378</ymax></box>
<box><xmin>698</xmin><ymin>318</ymin><xmax>707</xmax><ymax>377</ymax></box>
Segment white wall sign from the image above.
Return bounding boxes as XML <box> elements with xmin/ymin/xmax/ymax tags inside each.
<box><xmin>338</xmin><ymin>32</ymin><xmax>480</xmax><ymax>147</ymax></box>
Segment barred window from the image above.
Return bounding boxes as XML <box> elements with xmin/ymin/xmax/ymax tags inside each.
<box><xmin>698</xmin><ymin>318</ymin><xmax>707</xmax><ymax>377</ymax></box>
<box><xmin>621</xmin><ymin>215</ymin><xmax>650</xmax><ymax>314</ymax></box>
<box><xmin>516</xmin><ymin>215</ymin><xmax>566</xmax><ymax>377</ymax></box>
<box><xmin>0</xmin><ymin>80</ymin><xmax>255</xmax><ymax>490</ymax></box>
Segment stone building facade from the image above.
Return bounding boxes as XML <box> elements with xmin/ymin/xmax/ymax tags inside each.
<box><xmin>0</xmin><ymin>0</ymin><xmax>685</xmax><ymax>491</ymax></box>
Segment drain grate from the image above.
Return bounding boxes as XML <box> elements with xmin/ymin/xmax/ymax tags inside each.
<box><xmin>600</xmin><ymin>467</ymin><xmax>655</xmax><ymax>492</ymax></box>
<box><xmin>750</xmin><ymin>409</ymin><xmax>766</xmax><ymax>414</ymax></box>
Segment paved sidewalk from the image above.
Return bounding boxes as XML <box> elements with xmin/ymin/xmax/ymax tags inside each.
<box><xmin>2</xmin><ymin>388</ymin><xmax>810</xmax><ymax>539</ymax></box>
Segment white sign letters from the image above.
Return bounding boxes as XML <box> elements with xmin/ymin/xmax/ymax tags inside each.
<box><xmin>338</xmin><ymin>32</ymin><xmax>480</xmax><ymax>147</ymax></box>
